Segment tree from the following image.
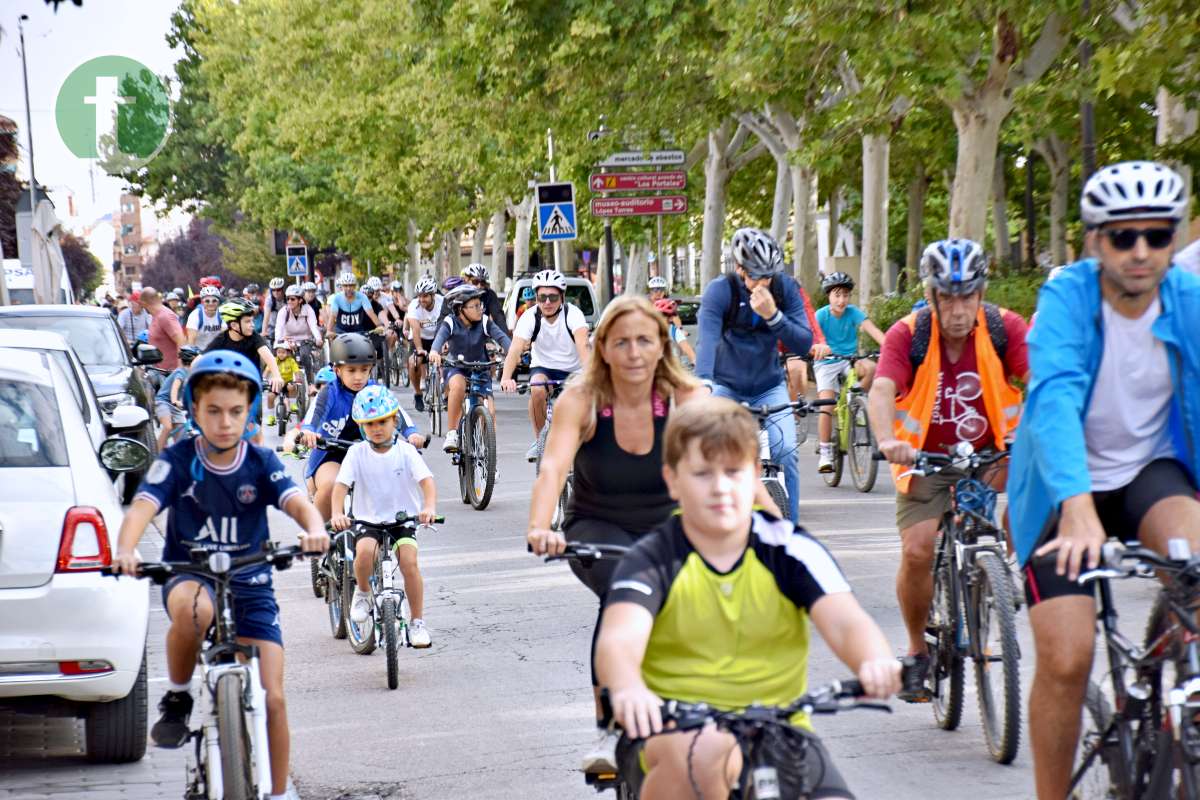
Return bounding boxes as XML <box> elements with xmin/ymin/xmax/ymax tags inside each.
<box><xmin>141</xmin><ymin>217</ymin><xmax>245</xmax><ymax>291</ymax></box>
<box><xmin>60</xmin><ymin>232</ymin><xmax>103</xmax><ymax>296</ymax></box>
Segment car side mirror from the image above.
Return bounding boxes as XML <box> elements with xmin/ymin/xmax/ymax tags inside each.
<box><xmin>135</xmin><ymin>343</ymin><xmax>163</xmax><ymax>365</ymax></box>
<box><xmin>106</xmin><ymin>404</ymin><xmax>149</xmax><ymax>431</ymax></box>
<box><xmin>99</xmin><ymin>436</ymin><xmax>151</xmax><ymax>473</ymax></box>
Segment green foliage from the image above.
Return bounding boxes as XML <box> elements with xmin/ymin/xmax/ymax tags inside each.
<box><xmin>868</xmin><ymin>272</ymin><xmax>1045</xmax><ymax>335</ymax></box>
<box><xmin>212</xmin><ymin>221</ymin><xmax>284</xmax><ymax>285</ymax></box>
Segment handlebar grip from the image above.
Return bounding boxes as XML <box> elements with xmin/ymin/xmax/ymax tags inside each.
<box><xmin>808</xmin><ymin>398</ymin><xmax>838</xmax><ymax>407</ymax></box>
<box><xmin>837</xmin><ymin>678</ymin><xmax>865</xmax><ymax>697</ymax></box>
<box><xmin>872</xmin><ymin>451</ymin><xmax>888</xmax><ymax>461</ymax></box>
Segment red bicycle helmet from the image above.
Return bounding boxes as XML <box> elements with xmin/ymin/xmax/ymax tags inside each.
<box><xmin>654</xmin><ymin>298</ymin><xmax>678</xmax><ymax>317</ymax></box>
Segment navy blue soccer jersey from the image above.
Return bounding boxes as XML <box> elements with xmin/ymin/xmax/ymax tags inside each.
<box><xmin>135</xmin><ymin>439</ymin><xmax>302</xmax><ymax>587</ymax></box>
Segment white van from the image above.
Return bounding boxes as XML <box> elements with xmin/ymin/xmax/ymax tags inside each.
<box><xmin>4</xmin><ymin>258</ymin><xmax>75</xmax><ymax>305</ymax></box>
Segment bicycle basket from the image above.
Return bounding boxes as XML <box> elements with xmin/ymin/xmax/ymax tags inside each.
<box><xmin>954</xmin><ymin>477</ymin><xmax>997</xmax><ymax>521</ymax></box>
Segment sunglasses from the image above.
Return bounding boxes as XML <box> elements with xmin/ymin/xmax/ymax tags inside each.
<box><xmin>1104</xmin><ymin>227</ymin><xmax>1175</xmax><ymax>251</ymax></box>
<box><xmin>202</xmin><ymin>298</ymin><xmax>219</xmax><ymax>304</ymax></box>
<box><xmin>537</xmin><ymin>293</ymin><xmax>561</xmax><ymax>303</ymax></box>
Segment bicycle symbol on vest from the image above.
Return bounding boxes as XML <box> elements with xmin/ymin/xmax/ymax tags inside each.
<box><xmin>932</xmin><ymin>371</ymin><xmax>987</xmax><ymax>443</ymax></box>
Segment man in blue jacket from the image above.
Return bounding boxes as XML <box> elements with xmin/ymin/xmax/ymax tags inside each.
<box><xmin>696</xmin><ymin>228</ymin><xmax>813</xmax><ymax>520</ymax></box>
<box><xmin>1008</xmin><ymin>160</ymin><xmax>1200</xmax><ymax>800</ymax></box>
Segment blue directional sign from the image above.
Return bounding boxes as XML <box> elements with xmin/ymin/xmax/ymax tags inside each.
<box><xmin>537</xmin><ymin>182</ymin><xmax>577</xmax><ymax>242</ymax></box>
<box><xmin>286</xmin><ymin>245</ymin><xmax>308</xmax><ymax>277</ymax></box>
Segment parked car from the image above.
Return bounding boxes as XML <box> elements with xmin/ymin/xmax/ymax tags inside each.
<box><xmin>503</xmin><ymin>273</ymin><xmax>600</xmax><ymax>334</ymax></box>
<box><xmin>674</xmin><ymin>296</ymin><xmax>700</xmax><ymax>325</ymax></box>
<box><xmin>0</xmin><ymin>347</ymin><xmax>151</xmax><ymax>763</ymax></box>
<box><xmin>0</xmin><ymin>305</ymin><xmax>161</xmax><ymax>502</ymax></box>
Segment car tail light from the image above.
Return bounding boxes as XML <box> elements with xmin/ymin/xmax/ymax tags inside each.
<box><xmin>59</xmin><ymin>660</ymin><xmax>114</xmax><ymax>675</ymax></box>
<box><xmin>56</xmin><ymin>507</ymin><xmax>112</xmax><ymax>573</ymax></box>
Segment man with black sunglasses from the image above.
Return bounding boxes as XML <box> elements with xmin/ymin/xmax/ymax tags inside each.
<box><xmin>1009</xmin><ymin>160</ymin><xmax>1200</xmax><ymax>800</ymax></box>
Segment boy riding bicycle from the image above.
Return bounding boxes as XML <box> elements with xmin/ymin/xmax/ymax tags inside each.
<box><xmin>112</xmin><ymin>350</ymin><xmax>330</xmax><ymax>800</ymax></box>
<box><xmin>329</xmin><ymin>385</ymin><xmax>437</xmax><ymax>648</ymax></box>
<box><xmin>596</xmin><ymin>396</ymin><xmax>900</xmax><ymax>800</ymax></box>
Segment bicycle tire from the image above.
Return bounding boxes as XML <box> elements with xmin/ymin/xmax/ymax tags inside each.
<box><xmin>309</xmin><ymin>555</ymin><xmax>323</xmax><ymax>598</ymax></box>
<box><xmin>466</xmin><ymin>405</ymin><xmax>497</xmax><ymax>510</ymax></box>
<box><xmin>215</xmin><ymin>672</ymin><xmax>254</xmax><ymax>800</ymax></box>
<box><xmin>294</xmin><ymin>372</ymin><xmax>308</xmax><ymax>421</ymax></box>
<box><xmin>972</xmin><ymin>551</ymin><xmax>1021</xmax><ymax>763</ymax></box>
<box><xmin>847</xmin><ymin>395</ymin><xmax>878</xmax><ymax>493</ymax></box>
<box><xmin>381</xmin><ymin>597</ymin><xmax>400</xmax><ymax>690</ymax></box>
<box><xmin>326</xmin><ymin>547</ymin><xmax>348</xmax><ymax>640</ymax></box>
<box><xmin>276</xmin><ymin>397</ymin><xmax>287</xmax><ymax>437</ymax></box>
<box><xmin>1140</xmin><ymin>592</ymin><xmax>1200</xmax><ymax>797</ymax></box>
<box><xmin>821</xmin><ymin>412</ymin><xmax>844</xmax><ymax>487</ymax></box>
<box><xmin>762</xmin><ymin>477</ymin><xmax>791</xmax><ymax>522</ymax></box>
<box><xmin>1072</xmin><ymin>681</ymin><xmax>1123</xmax><ymax>799</ymax></box>
<box><xmin>931</xmin><ymin>532</ymin><xmax>964</xmax><ymax>731</ymax></box>
<box><xmin>427</xmin><ymin>370</ymin><xmax>444</xmax><ymax>438</ymax></box>
<box><xmin>345</xmin><ymin>564</ymin><xmax>376</xmax><ymax>655</ymax></box>
<box><xmin>380</xmin><ymin>341</ymin><xmax>392</xmax><ymax>388</ymax></box>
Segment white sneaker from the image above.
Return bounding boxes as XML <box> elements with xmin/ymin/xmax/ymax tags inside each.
<box><xmin>349</xmin><ymin>590</ymin><xmax>372</xmax><ymax>624</ymax></box>
<box><xmin>525</xmin><ymin>440</ymin><xmax>540</xmax><ymax>462</ymax></box>
<box><xmin>443</xmin><ymin>430</ymin><xmax>460</xmax><ymax>452</ymax></box>
<box><xmin>581</xmin><ymin>729</ymin><xmax>620</xmax><ymax>774</ymax></box>
<box><xmin>817</xmin><ymin>446</ymin><xmax>835</xmax><ymax>474</ymax></box>
<box><xmin>409</xmin><ymin>618</ymin><xmax>432</xmax><ymax>648</ymax></box>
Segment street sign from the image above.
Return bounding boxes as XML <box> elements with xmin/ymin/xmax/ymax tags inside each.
<box><xmin>589</xmin><ymin>170</ymin><xmax>687</xmax><ymax>193</ymax></box>
<box><xmin>590</xmin><ymin>195</ymin><xmax>689</xmax><ymax>218</ymax></box>
<box><xmin>595</xmin><ymin>150</ymin><xmax>686</xmax><ymax>168</ymax></box>
<box><xmin>286</xmin><ymin>244</ymin><xmax>309</xmax><ymax>277</ymax></box>
<box><xmin>536</xmin><ymin>182</ymin><xmax>577</xmax><ymax>242</ymax></box>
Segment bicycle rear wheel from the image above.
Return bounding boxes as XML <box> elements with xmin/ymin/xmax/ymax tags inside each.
<box><xmin>326</xmin><ymin>545</ymin><xmax>348</xmax><ymax>640</ymax></box>
<box><xmin>465</xmin><ymin>405</ymin><xmax>497</xmax><ymax>509</ymax></box>
<box><xmin>971</xmin><ymin>551</ymin><xmax>1021</xmax><ymax>763</ymax></box>
<box><xmin>930</xmin><ymin>533</ymin><xmax>964</xmax><ymax>731</ymax></box>
<box><xmin>426</xmin><ymin>369</ymin><xmax>443</xmax><ymax>437</ymax></box>
<box><xmin>847</xmin><ymin>394</ymin><xmax>878</xmax><ymax>492</ymax></box>
<box><xmin>1071</xmin><ymin>682</ymin><xmax>1122</xmax><ymax>799</ymax></box>
<box><xmin>345</xmin><ymin>562</ymin><xmax>376</xmax><ymax>655</ymax></box>
<box><xmin>215</xmin><ymin>672</ymin><xmax>254</xmax><ymax>800</ymax></box>
<box><xmin>821</xmin><ymin>412</ymin><xmax>844</xmax><ymax>487</ymax></box>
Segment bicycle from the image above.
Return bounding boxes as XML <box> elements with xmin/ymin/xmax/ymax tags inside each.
<box><xmin>389</xmin><ymin>324</ymin><xmax>411</xmax><ymax>389</ymax></box>
<box><xmin>309</xmin><ymin>437</ymin><xmax>355</xmax><ymax>611</ymax></box>
<box><xmin>1070</xmin><ymin>540</ymin><xmax>1200</xmax><ymax>798</ymax></box>
<box><xmin>820</xmin><ymin>354</ymin><xmax>878</xmax><ymax>492</ymax></box>
<box><xmin>291</xmin><ymin>338</ymin><xmax>318</xmax><ymax>383</ymax></box>
<box><xmin>102</xmin><ymin>542</ymin><xmax>312</xmax><ymax>800</ymax></box>
<box><xmin>892</xmin><ymin>442</ymin><xmax>1020</xmax><ymax>763</ymax></box>
<box><xmin>445</xmin><ymin>356</ymin><xmax>499</xmax><ymax>510</ymax></box>
<box><xmin>519</xmin><ymin>379</ymin><xmax>572</xmax><ymax>531</ymax></box>
<box><xmin>369</xmin><ymin>327</ymin><xmax>391</xmax><ymax>388</ymax></box>
<box><xmin>339</xmin><ymin>512</ymin><xmax>444</xmax><ymax>688</ymax></box>
<box><xmin>419</xmin><ymin>352</ymin><xmax>444</xmax><ymax>439</ymax></box>
<box><xmin>741</xmin><ymin>398</ymin><xmax>835</xmax><ymax>522</ymax></box>
<box><xmin>272</xmin><ymin>375</ymin><xmax>308</xmax><ymax>438</ymax></box>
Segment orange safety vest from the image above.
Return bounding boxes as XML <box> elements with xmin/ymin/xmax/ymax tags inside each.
<box><xmin>892</xmin><ymin>306</ymin><xmax>1023</xmax><ymax>493</ymax></box>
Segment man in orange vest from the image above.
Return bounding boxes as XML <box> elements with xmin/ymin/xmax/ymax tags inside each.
<box><xmin>868</xmin><ymin>238</ymin><xmax>1029</xmax><ymax>700</ymax></box>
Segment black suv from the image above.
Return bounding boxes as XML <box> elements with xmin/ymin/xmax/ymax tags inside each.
<box><xmin>0</xmin><ymin>305</ymin><xmax>162</xmax><ymax>502</ymax></box>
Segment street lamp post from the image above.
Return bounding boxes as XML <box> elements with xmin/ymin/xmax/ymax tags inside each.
<box><xmin>17</xmin><ymin>15</ymin><xmax>39</xmax><ymax>212</ymax></box>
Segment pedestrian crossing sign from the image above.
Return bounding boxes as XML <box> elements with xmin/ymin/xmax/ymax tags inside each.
<box><xmin>536</xmin><ymin>182</ymin><xmax>577</xmax><ymax>242</ymax></box>
<box><xmin>286</xmin><ymin>245</ymin><xmax>309</xmax><ymax>277</ymax></box>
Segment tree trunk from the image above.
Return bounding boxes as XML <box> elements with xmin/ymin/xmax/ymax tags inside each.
<box><xmin>948</xmin><ymin>105</ymin><xmax>1007</xmax><ymax>242</ymax></box>
<box><xmin>699</xmin><ymin>122</ymin><xmax>733</xmax><ymax>287</ymax></box>
<box><xmin>490</xmin><ymin>209</ymin><xmax>507</xmax><ymax>283</ymax></box>
<box><xmin>770</xmin><ymin>154</ymin><xmax>791</xmax><ymax>242</ymax></box>
<box><xmin>508</xmin><ymin>193</ymin><xmax>535</xmax><ymax>274</ymax></box>
<box><xmin>860</xmin><ymin>133</ymin><xmax>890</xmax><ymax>304</ymax></box>
<box><xmin>623</xmin><ymin>241</ymin><xmax>648</xmax><ymax>296</ymax></box>
<box><xmin>827</xmin><ymin>185</ymin><xmax>840</xmax><ymax>260</ymax></box>
<box><xmin>905</xmin><ymin>166</ymin><xmax>927</xmax><ymax>290</ymax></box>
<box><xmin>471</xmin><ymin>220</ymin><xmax>488</xmax><ymax>266</ymax></box>
<box><xmin>791</xmin><ymin>164</ymin><xmax>820</xmax><ymax>296</ymax></box>
<box><xmin>598</xmin><ymin>237</ymin><xmax>613</xmax><ymax>308</ymax></box>
<box><xmin>1034</xmin><ymin>133</ymin><xmax>1070</xmax><ymax>267</ymax></box>
<box><xmin>406</xmin><ymin>219</ymin><xmax>420</xmax><ymax>290</ymax></box>
<box><xmin>447</xmin><ymin>228</ymin><xmax>462</xmax><ymax>277</ymax></box>
<box><xmin>1156</xmin><ymin>87</ymin><xmax>1198</xmax><ymax>249</ymax></box>
<box><xmin>991</xmin><ymin>152</ymin><xmax>1012</xmax><ymax>271</ymax></box>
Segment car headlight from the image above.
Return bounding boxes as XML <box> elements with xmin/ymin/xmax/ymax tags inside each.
<box><xmin>99</xmin><ymin>392</ymin><xmax>137</xmax><ymax>414</ymax></box>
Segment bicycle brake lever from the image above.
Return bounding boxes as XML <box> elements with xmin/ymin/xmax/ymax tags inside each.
<box><xmin>897</xmin><ymin>468</ymin><xmax>926</xmax><ymax>480</ymax></box>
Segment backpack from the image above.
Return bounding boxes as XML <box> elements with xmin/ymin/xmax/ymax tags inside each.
<box><xmin>720</xmin><ymin>273</ymin><xmax>788</xmax><ymax>332</ymax></box>
<box><xmin>529</xmin><ymin>303</ymin><xmax>583</xmax><ymax>344</ymax></box>
<box><xmin>909</xmin><ymin>302</ymin><xmax>1008</xmax><ymax>370</ymax></box>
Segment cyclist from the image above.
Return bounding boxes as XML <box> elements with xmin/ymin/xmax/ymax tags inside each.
<box><xmin>1006</xmin><ymin>161</ymin><xmax>1200</xmax><ymax>800</ymax></box>
<box><xmin>112</xmin><ymin>350</ymin><xmax>329</xmax><ymax>800</ymax></box>
<box><xmin>695</xmin><ymin>227</ymin><xmax>814</xmax><ymax>521</ymax></box>
<box><xmin>186</xmin><ymin>286</ymin><xmax>226</xmax><ymax>349</ymax></box>
<box><xmin>263</xmin><ymin>277</ymin><xmax>287</xmax><ymax>343</ymax></box>
<box><xmin>389</xmin><ymin>280</ymin><xmax>409</xmax><ymax>316</ymax></box>
<box><xmin>597</xmin><ymin>397</ymin><xmax>901</xmax><ymax>799</ymax></box>
<box><xmin>274</xmin><ymin>284</ymin><xmax>320</xmax><ymax>363</ymax></box>
<box><xmin>329</xmin><ymin>385</ymin><xmax>437</xmax><ymax>648</ymax></box>
<box><xmin>499</xmin><ymin>269</ymin><xmax>590</xmax><ymax>461</ymax></box>
<box><xmin>301</xmin><ymin>281</ymin><xmax>323</xmax><ymax>323</ymax></box>
<box><xmin>868</xmin><ymin>238</ymin><xmax>1028</xmax><ymax>700</ymax></box>
<box><xmin>653</xmin><ymin>298</ymin><xmax>696</xmax><ymax>366</ymax></box>
<box><xmin>429</xmin><ymin>285</ymin><xmax>511</xmax><ymax>453</ymax></box>
<box><xmin>463</xmin><ymin>263</ymin><xmax>509</xmax><ymax>336</ymax></box>
<box><xmin>515</xmin><ymin>286</ymin><xmax>536</xmax><ymax>320</ymax></box>
<box><xmin>301</xmin><ymin>333</ymin><xmax>423</xmax><ymax>519</ymax></box>
<box><xmin>153</xmin><ymin>344</ymin><xmax>200</xmax><ymax>450</ymax></box>
<box><xmin>362</xmin><ymin>279</ymin><xmax>395</xmax><ymax>365</ymax></box>
<box><xmin>207</xmin><ymin>298</ymin><xmax>285</xmax><ymax>445</ymax></box>
<box><xmin>324</xmin><ymin>272</ymin><xmax>383</xmax><ymax>338</ymax></box>
<box><xmin>242</xmin><ymin>283</ymin><xmax>264</xmax><ymax>334</ymax></box>
<box><xmin>646</xmin><ymin>276</ymin><xmax>682</xmax><ymax>327</ymax></box>
<box><xmin>264</xmin><ymin>341</ymin><xmax>302</xmax><ymax>428</ymax></box>
<box><xmin>405</xmin><ymin>277</ymin><xmax>444</xmax><ymax>412</ymax></box>
<box><xmin>813</xmin><ymin>271</ymin><xmax>886</xmax><ymax>473</ymax></box>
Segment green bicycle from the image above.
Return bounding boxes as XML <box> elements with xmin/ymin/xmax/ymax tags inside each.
<box><xmin>821</xmin><ymin>354</ymin><xmax>878</xmax><ymax>492</ymax></box>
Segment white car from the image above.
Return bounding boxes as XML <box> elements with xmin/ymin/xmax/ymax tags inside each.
<box><xmin>502</xmin><ymin>273</ymin><xmax>600</xmax><ymax>333</ymax></box>
<box><xmin>0</xmin><ymin>347</ymin><xmax>152</xmax><ymax>763</ymax></box>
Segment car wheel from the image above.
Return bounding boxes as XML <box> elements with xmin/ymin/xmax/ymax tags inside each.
<box><xmin>84</xmin><ymin>650</ymin><xmax>148</xmax><ymax>763</ymax></box>
<box><xmin>121</xmin><ymin>423</ymin><xmax>157</xmax><ymax>505</ymax></box>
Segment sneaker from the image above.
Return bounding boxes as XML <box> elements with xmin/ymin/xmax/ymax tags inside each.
<box><xmin>409</xmin><ymin>618</ymin><xmax>432</xmax><ymax>648</ymax></box>
<box><xmin>151</xmin><ymin>690</ymin><xmax>193</xmax><ymax>748</ymax></box>
<box><xmin>414</xmin><ymin>393</ymin><xmax>425</xmax><ymax>413</ymax></box>
<box><xmin>897</xmin><ymin>653</ymin><xmax>933</xmax><ymax>703</ymax></box>
<box><xmin>817</xmin><ymin>446</ymin><xmax>834</xmax><ymax>474</ymax></box>
<box><xmin>525</xmin><ymin>440</ymin><xmax>540</xmax><ymax>462</ymax></box>
<box><xmin>581</xmin><ymin>729</ymin><xmax>620</xmax><ymax>774</ymax></box>
<box><xmin>265</xmin><ymin>414</ymin><xmax>277</xmax><ymax>427</ymax></box>
<box><xmin>443</xmin><ymin>430</ymin><xmax>460</xmax><ymax>452</ymax></box>
<box><xmin>349</xmin><ymin>590</ymin><xmax>372</xmax><ymax>624</ymax></box>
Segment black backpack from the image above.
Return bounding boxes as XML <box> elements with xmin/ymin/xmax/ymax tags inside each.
<box><xmin>908</xmin><ymin>302</ymin><xmax>1008</xmax><ymax>370</ymax></box>
<box><xmin>720</xmin><ymin>273</ymin><xmax>788</xmax><ymax>332</ymax></box>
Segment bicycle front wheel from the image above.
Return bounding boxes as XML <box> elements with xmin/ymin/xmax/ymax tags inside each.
<box><xmin>426</xmin><ymin>369</ymin><xmax>443</xmax><ymax>437</ymax></box>
<box><xmin>971</xmin><ymin>551</ymin><xmax>1021</xmax><ymax>763</ymax></box>
<box><xmin>1071</xmin><ymin>681</ymin><xmax>1123</xmax><ymax>799</ymax></box>
<box><xmin>465</xmin><ymin>405</ymin><xmax>497</xmax><ymax>510</ymax></box>
<box><xmin>822</xmin><ymin>411</ymin><xmax>844</xmax><ymax>487</ymax></box>
<box><xmin>215</xmin><ymin>672</ymin><xmax>254</xmax><ymax>800</ymax></box>
<box><xmin>847</xmin><ymin>394</ymin><xmax>878</xmax><ymax>492</ymax></box>
<box><xmin>761</xmin><ymin>475</ymin><xmax>791</xmax><ymax>522</ymax></box>
<box><xmin>380</xmin><ymin>597</ymin><xmax>400</xmax><ymax>690</ymax></box>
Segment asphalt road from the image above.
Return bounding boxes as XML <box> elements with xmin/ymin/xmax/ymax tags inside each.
<box><xmin>0</xmin><ymin>383</ymin><xmax>1156</xmax><ymax>800</ymax></box>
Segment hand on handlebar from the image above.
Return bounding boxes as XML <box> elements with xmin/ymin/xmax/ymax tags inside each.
<box><xmin>527</xmin><ymin>527</ymin><xmax>565</xmax><ymax>556</ymax></box>
<box><xmin>876</xmin><ymin>438</ymin><xmax>915</xmax><ymax>466</ymax></box>
<box><xmin>298</xmin><ymin>529</ymin><xmax>331</xmax><ymax>554</ymax></box>
<box><xmin>810</xmin><ymin>343</ymin><xmax>833</xmax><ymax>360</ymax></box>
<box><xmin>857</xmin><ymin>657</ymin><xmax>903</xmax><ymax>700</ymax></box>
<box><xmin>111</xmin><ymin>550</ymin><xmax>140</xmax><ymax>576</ymax></box>
<box><xmin>610</xmin><ymin>683</ymin><xmax>664</xmax><ymax>740</ymax></box>
<box><xmin>1034</xmin><ymin>495</ymin><xmax>1106</xmax><ymax>582</ymax></box>
<box><xmin>330</xmin><ymin>512</ymin><xmax>352</xmax><ymax>532</ymax></box>
<box><xmin>269</xmin><ymin>377</ymin><xmax>284</xmax><ymax>394</ymax></box>
<box><xmin>418</xmin><ymin>507</ymin><xmax>437</xmax><ymax>525</ymax></box>
<box><xmin>500</xmin><ymin>377</ymin><xmax>518</xmax><ymax>393</ymax></box>
<box><xmin>428</xmin><ymin>351</ymin><xmax>443</xmax><ymax>367</ymax></box>
<box><xmin>301</xmin><ymin>430</ymin><xmax>320</xmax><ymax>450</ymax></box>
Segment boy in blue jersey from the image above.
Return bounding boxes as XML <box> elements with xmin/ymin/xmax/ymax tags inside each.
<box><xmin>813</xmin><ymin>272</ymin><xmax>886</xmax><ymax>474</ymax></box>
<box><xmin>301</xmin><ymin>333</ymin><xmax>423</xmax><ymax>519</ymax></box>
<box><xmin>112</xmin><ymin>350</ymin><xmax>329</xmax><ymax>800</ymax></box>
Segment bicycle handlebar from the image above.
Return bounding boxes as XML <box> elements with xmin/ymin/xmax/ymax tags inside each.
<box><xmin>1077</xmin><ymin>541</ymin><xmax>1200</xmax><ymax>587</ymax></box>
<box><xmin>345</xmin><ymin>512</ymin><xmax>446</xmax><ymax>534</ymax></box>
<box><xmin>445</xmin><ymin>356</ymin><xmax>502</xmax><ymax>370</ymax></box>
<box><xmin>100</xmin><ymin>543</ymin><xmax>315</xmax><ymax>585</ymax></box>
<box><xmin>516</xmin><ymin>380</ymin><xmax>569</xmax><ymax>394</ymax></box>
<box><xmin>741</xmin><ymin>398</ymin><xmax>837</xmax><ymax>419</ymax></box>
<box><xmin>314</xmin><ymin>436</ymin><xmax>356</xmax><ymax>452</ymax></box>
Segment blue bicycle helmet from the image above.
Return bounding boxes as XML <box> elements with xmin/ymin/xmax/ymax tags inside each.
<box><xmin>352</xmin><ymin>384</ymin><xmax>401</xmax><ymax>424</ymax></box>
<box><xmin>136</xmin><ymin>329</ymin><xmax>149</xmax><ymax>343</ymax></box>
<box><xmin>315</xmin><ymin>365</ymin><xmax>335</xmax><ymax>385</ymax></box>
<box><xmin>182</xmin><ymin>349</ymin><xmax>262</xmax><ymax>417</ymax></box>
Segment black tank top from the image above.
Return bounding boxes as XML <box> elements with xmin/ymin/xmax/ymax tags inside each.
<box><xmin>567</xmin><ymin>392</ymin><xmax>674</xmax><ymax>534</ymax></box>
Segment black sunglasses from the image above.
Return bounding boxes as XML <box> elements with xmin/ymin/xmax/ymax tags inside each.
<box><xmin>1104</xmin><ymin>227</ymin><xmax>1175</xmax><ymax>251</ymax></box>
<box><xmin>537</xmin><ymin>293</ymin><xmax>561</xmax><ymax>303</ymax></box>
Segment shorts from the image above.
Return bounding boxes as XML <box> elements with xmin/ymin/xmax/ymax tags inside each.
<box><xmin>895</xmin><ymin>466</ymin><xmax>975</xmax><ymax>531</ymax></box>
<box><xmin>814</xmin><ymin>359</ymin><xmax>851</xmax><ymax>393</ymax></box>
<box><xmin>443</xmin><ymin>366</ymin><xmax>494</xmax><ymax>397</ymax></box>
<box><xmin>529</xmin><ymin>366</ymin><xmax>572</xmax><ymax>383</ymax></box>
<box><xmin>155</xmin><ymin>401</ymin><xmax>186</xmax><ymax>424</ymax></box>
<box><xmin>419</xmin><ymin>338</ymin><xmax>434</xmax><ymax>355</ymax></box>
<box><xmin>354</xmin><ymin>525</ymin><xmax>418</xmax><ymax>552</ymax></box>
<box><xmin>616</xmin><ymin>727</ymin><xmax>853</xmax><ymax>799</ymax></box>
<box><xmin>162</xmin><ymin>576</ymin><xmax>283</xmax><ymax>646</ymax></box>
<box><xmin>562</xmin><ymin>517</ymin><xmax>639</xmax><ymax>598</ymax></box>
<box><xmin>1023</xmin><ymin>458</ymin><xmax>1196</xmax><ymax>607</ymax></box>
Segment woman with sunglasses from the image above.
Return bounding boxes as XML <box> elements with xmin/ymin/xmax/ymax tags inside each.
<box><xmin>275</xmin><ymin>284</ymin><xmax>322</xmax><ymax>377</ymax></box>
<box><xmin>185</xmin><ymin>285</ymin><xmax>226</xmax><ymax>349</ymax></box>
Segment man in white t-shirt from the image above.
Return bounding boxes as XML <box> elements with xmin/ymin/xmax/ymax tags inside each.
<box><xmin>499</xmin><ymin>269</ymin><xmax>590</xmax><ymax>461</ymax></box>
<box><xmin>404</xmin><ymin>277</ymin><xmax>445</xmax><ymax>412</ymax></box>
<box><xmin>186</xmin><ymin>286</ymin><xmax>226</xmax><ymax>350</ymax></box>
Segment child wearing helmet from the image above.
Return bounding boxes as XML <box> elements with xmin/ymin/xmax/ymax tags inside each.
<box><xmin>264</xmin><ymin>341</ymin><xmax>302</xmax><ymax>428</ymax></box>
<box><xmin>111</xmin><ymin>350</ymin><xmax>329</xmax><ymax>796</ymax></box>
<box><xmin>653</xmin><ymin>297</ymin><xmax>696</xmax><ymax>365</ymax></box>
<box><xmin>329</xmin><ymin>385</ymin><xmax>437</xmax><ymax>648</ymax></box>
<box><xmin>187</xmin><ymin>285</ymin><xmax>227</xmax><ymax>349</ymax></box>
<box><xmin>152</xmin><ymin>345</ymin><xmax>201</xmax><ymax>450</ymax></box>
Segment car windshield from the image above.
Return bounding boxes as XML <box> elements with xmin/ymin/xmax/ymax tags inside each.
<box><xmin>564</xmin><ymin>285</ymin><xmax>594</xmax><ymax>317</ymax></box>
<box><xmin>0</xmin><ymin>378</ymin><xmax>68</xmax><ymax>467</ymax></box>
<box><xmin>0</xmin><ymin>315</ymin><xmax>126</xmax><ymax>367</ymax></box>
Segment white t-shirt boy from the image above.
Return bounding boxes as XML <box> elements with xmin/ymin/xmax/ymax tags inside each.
<box><xmin>335</xmin><ymin>439</ymin><xmax>433</xmax><ymax>523</ymax></box>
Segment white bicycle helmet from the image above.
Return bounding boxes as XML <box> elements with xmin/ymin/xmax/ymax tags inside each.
<box><xmin>920</xmin><ymin>239</ymin><xmax>989</xmax><ymax>296</ymax></box>
<box><xmin>268</xmin><ymin>277</ymin><xmax>285</xmax><ymax>290</ymax></box>
<box><xmin>200</xmin><ymin>285</ymin><xmax>221</xmax><ymax>299</ymax></box>
<box><xmin>1081</xmin><ymin>161</ymin><xmax>1188</xmax><ymax>228</ymax></box>
<box><xmin>463</xmin><ymin>263</ymin><xmax>490</xmax><ymax>282</ymax></box>
<box><xmin>532</xmin><ymin>269</ymin><xmax>567</xmax><ymax>292</ymax></box>
<box><xmin>415</xmin><ymin>277</ymin><xmax>438</xmax><ymax>295</ymax></box>
<box><xmin>365</xmin><ymin>276</ymin><xmax>383</xmax><ymax>291</ymax></box>
<box><xmin>336</xmin><ymin>272</ymin><xmax>357</xmax><ymax>287</ymax></box>
<box><xmin>284</xmin><ymin>284</ymin><xmax>302</xmax><ymax>298</ymax></box>
<box><xmin>647</xmin><ymin>276</ymin><xmax>668</xmax><ymax>290</ymax></box>
<box><xmin>301</xmin><ymin>281</ymin><xmax>317</xmax><ymax>292</ymax></box>
<box><xmin>730</xmin><ymin>228</ymin><xmax>784</xmax><ymax>278</ymax></box>
<box><xmin>390</xmin><ymin>280</ymin><xmax>404</xmax><ymax>291</ymax></box>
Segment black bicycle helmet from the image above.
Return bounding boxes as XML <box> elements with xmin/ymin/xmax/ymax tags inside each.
<box><xmin>328</xmin><ymin>333</ymin><xmax>377</xmax><ymax>365</ymax></box>
<box><xmin>178</xmin><ymin>345</ymin><xmax>201</xmax><ymax>364</ymax></box>
<box><xmin>447</xmin><ymin>285</ymin><xmax>485</xmax><ymax>310</ymax></box>
<box><xmin>821</xmin><ymin>271</ymin><xmax>855</xmax><ymax>294</ymax></box>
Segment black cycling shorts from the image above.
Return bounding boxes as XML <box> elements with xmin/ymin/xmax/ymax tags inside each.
<box><xmin>1023</xmin><ymin>458</ymin><xmax>1196</xmax><ymax>607</ymax></box>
